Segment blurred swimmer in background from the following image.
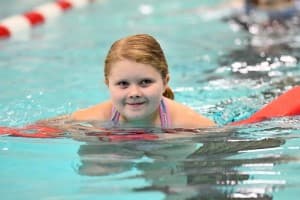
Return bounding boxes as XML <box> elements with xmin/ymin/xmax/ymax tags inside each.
<box><xmin>191</xmin><ymin>0</ymin><xmax>300</xmax><ymax>72</ymax></box>
<box><xmin>217</xmin><ymin>0</ymin><xmax>300</xmax><ymax>70</ymax></box>
<box><xmin>193</xmin><ymin>0</ymin><xmax>300</xmax><ymax>35</ymax></box>
<box><xmin>189</xmin><ymin>0</ymin><xmax>300</xmax><ymax>113</ymax></box>
<box><xmin>223</xmin><ymin>0</ymin><xmax>300</xmax><ymax>44</ymax></box>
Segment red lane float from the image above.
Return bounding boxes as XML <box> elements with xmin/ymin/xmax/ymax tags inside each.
<box><xmin>1</xmin><ymin>86</ymin><xmax>300</xmax><ymax>140</ymax></box>
<box><xmin>0</xmin><ymin>0</ymin><xmax>95</xmax><ymax>39</ymax></box>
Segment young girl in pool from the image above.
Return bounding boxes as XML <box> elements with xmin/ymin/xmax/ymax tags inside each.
<box><xmin>1</xmin><ymin>34</ymin><xmax>300</xmax><ymax>138</ymax></box>
<box><xmin>70</xmin><ymin>34</ymin><xmax>215</xmax><ymax>128</ymax></box>
<box><xmin>1</xmin><ymin>33</ymin><xmax>300</xmax><ymax>139</ymax></box>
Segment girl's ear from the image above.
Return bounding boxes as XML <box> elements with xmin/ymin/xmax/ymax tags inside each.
<box><xmin>104</xmin><ymin>78</ymin><xmax>109</xmax><ymax>86</ymax></box>
<box><xmin>164</xmin><ymin>74</ymin><xmax>170</xmax><ymax>85</ymax></box>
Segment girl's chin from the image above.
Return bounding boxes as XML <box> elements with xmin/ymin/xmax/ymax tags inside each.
<box><xmin>123</xmin><ymin>113</ymin><xmax>149</xmax><ymax>122</ymax></box>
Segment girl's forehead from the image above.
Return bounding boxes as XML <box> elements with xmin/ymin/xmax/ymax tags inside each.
<box><xmin>109</xmin><ymin>60</ymin><xmax>159</xmax><ymax>74</ymax></box>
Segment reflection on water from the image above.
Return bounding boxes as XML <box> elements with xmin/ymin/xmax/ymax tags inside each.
<box><xmin>218</xmin><ymin>40</ymin><xmax>300</xmax><ymax>82</ymax></box>
<box><xmin>75</xmin><ymin>120</ymin><xmax>300</xmax><ymax>199</ymax></box>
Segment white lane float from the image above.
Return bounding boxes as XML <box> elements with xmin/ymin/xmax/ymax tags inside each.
<box><xmin>0</xmin><ymin>0</ymin><xmax>95</xmax><ymax>39</ymax></box>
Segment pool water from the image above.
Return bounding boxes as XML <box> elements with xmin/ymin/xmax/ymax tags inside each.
<box><xmin>1</xmin><ymin>0</ymin><xmax>300</xmax><ymax>199</ymax></box>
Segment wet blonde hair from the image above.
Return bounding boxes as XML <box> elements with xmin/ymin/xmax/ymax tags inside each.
<box><xmin>104</xmin><ymin>34</ymin><xmax>174</xmax><ymax>99</ymax></box>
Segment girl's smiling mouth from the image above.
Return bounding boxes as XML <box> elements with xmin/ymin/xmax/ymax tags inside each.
<box><xmin>126</xmin><ymin>101</ymin><xmax>146</xmax><ymax>108</ymax></box>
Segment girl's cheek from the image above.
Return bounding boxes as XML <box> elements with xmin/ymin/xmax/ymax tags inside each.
<box><xmin>111</xmin><ymin>89</ymin><xmax>126</xmax><ymax>99</ymax></box>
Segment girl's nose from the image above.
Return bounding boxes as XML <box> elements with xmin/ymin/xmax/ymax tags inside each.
<box><xmin>128</xmin><ymin>85</ymin><xmax>142</xmax><ymax>99</ymax></box>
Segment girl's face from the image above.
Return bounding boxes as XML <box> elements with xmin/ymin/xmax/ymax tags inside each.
<box><xmin>107</xmin><ymin>59</ymin><xmax>168</xmax><ymax>125</ymax></box>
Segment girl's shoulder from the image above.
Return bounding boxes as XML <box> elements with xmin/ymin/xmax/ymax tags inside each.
<box><xmin>164</xmin><ymin>98</ymin><xmax>215</xmax><ymax>128</ymax></box>
<box><xmin>71</xmin><ymin>101</ymin><xmax>112</xmax><ymax>121</ymax></box>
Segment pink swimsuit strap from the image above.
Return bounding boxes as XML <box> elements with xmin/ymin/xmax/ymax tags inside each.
<box><xmin>110</xmin><ymin>99</ymin><xmax>171</xmax><ymax>128</ymax></box>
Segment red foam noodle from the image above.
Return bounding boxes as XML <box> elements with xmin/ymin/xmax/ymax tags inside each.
<box><xmin>231</xmin><ymin>86</ymin><xmax>300</xmax><ymax>125</ymax></box>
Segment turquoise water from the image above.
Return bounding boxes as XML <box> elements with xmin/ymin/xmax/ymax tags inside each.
<box><xmin>1</xmin><ymin>0</ymin><xmax>300</xmax><ymax>199</ymax></box>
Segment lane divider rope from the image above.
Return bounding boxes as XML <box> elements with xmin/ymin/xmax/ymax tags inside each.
<box><xmin>0</xmin><ymin>0</ymin><xmax>95</xmax><ymax>39</ymax></box>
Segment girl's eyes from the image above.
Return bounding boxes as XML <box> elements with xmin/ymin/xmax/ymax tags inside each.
<box><xmin>116</xmin><ymin>81</ymin><xmax>129</xmax><ymax>88</ymax></box>
<box><xmin>116</xmin><ymin>79</ymin><xmax>153</xmax><ymax>88</ymax></box>
<box><xmin>140</xmin><ymin>79</ymin><xmax>153</xmax><ymax>86</ymax></box>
